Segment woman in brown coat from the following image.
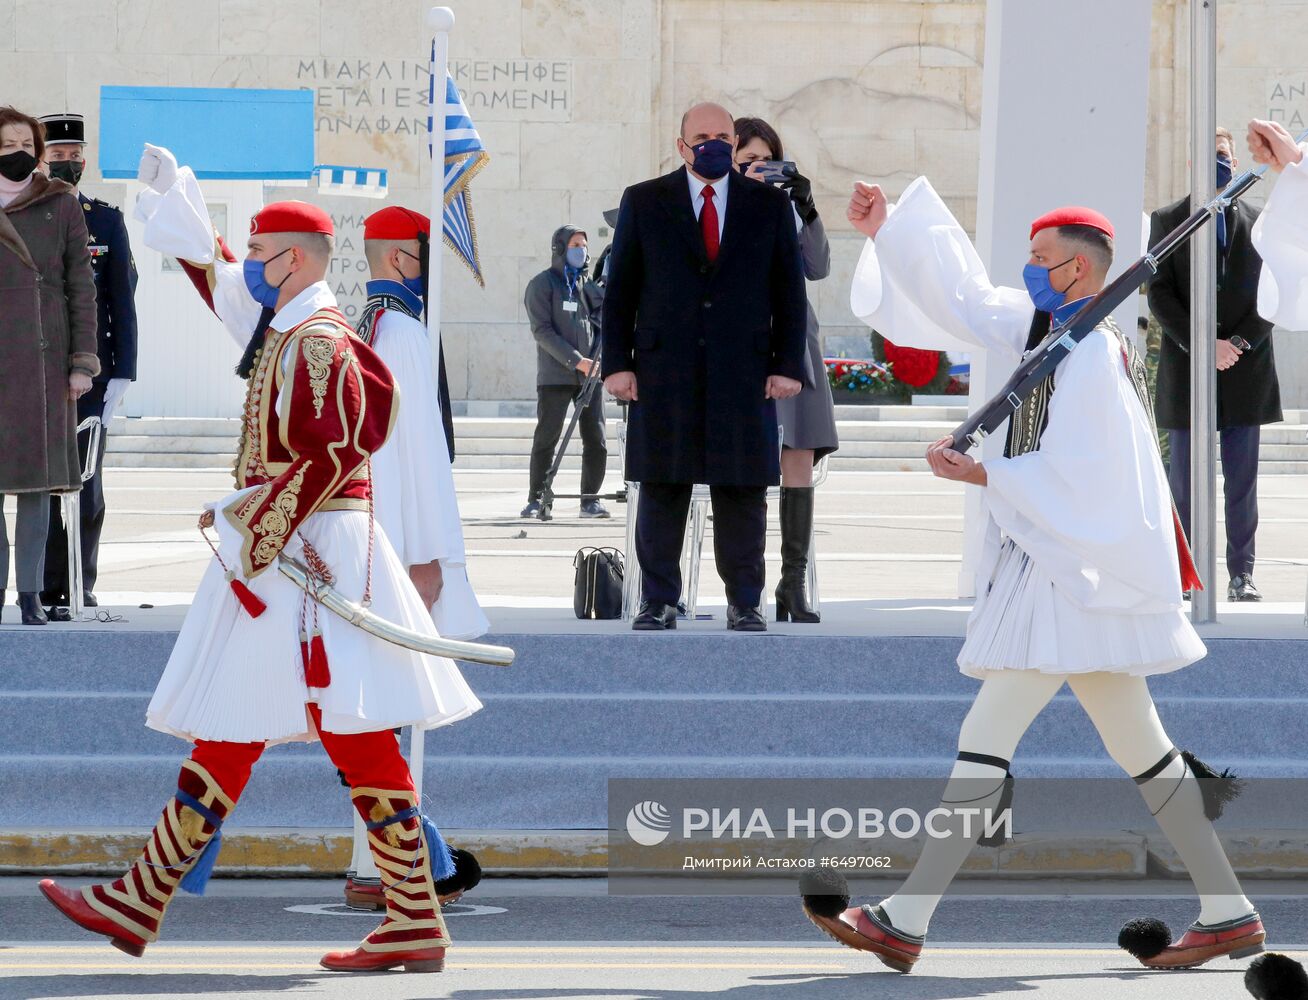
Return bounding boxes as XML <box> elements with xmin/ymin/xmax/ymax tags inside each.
<box><xmin>0</xmin><ymin>107</ymin><xmax>99</xmax><ymax>624</ymax></box>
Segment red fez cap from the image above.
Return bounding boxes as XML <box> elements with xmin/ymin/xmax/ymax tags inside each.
<box><xmin>1029</xmin><ymin>206</ymin><xmax>1114</xmax><ymax>240</ymax></box>
<box><xmin>363</xmin><ymin>206</ymin><xmax>432</xmax><ymax>241</ymax></box>
<box><xmin>249</xmin><ymin>201</ymin><xmax>334</xmax><ymax>237</ymax></box>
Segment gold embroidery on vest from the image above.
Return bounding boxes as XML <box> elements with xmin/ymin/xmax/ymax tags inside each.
<box><xmin>251</xmin><ymin>464</ymin><xmax>308</xmax><ymax>566</ymax></box>
<box><xmin>302</xmin><ymin>337</ymin><xmax>336</xmax><ymax>419</ymax></box>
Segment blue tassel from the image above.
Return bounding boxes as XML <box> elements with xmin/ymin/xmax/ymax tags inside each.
<box><xmin>179</xmin><ymin>827</ymin><xmax>222</xmax><ymax>896</ymax></box>
<box><xmin>421</xmin><ymin>814</ymin><xmax>455</xmax><ymax>882</ymax></box>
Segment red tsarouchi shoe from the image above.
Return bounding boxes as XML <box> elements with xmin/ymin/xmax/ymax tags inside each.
<box><xmin>804</xmin><ymin>902</ymin><xmax>925</xmax><ymax>973</ymax></box>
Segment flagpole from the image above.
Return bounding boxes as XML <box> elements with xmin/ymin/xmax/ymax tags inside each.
<box><xmin>412</xmin><ymin>4</ymin><xmax>455</xmax><ymax>808</ymax></box>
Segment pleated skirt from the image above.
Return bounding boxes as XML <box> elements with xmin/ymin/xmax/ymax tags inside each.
<box><xmin>147</xmin><ymin>509</ymin><xmax>483</xmax><ymax>744</ymax></box>
<box><xmin>957</xmin><ymin>540</ymin><xmax>1205</xmax><ymax>679</ymax></box>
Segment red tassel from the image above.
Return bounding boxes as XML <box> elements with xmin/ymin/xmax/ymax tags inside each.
<box><xmin>299</xmin><ymin>634</ymin><xmax>311</xmax><ymax>672</ymax></box>
<box><xmin>305</xmin><ymin>632</ymin><xmax>331</xmax><ymax>688</ymax></box>
<box><xmin>1172</xmin><ymin>509</ymin><xmax>1204</xmax><ymax>593</ymax></box>
<box><xmin>229</xmin><ymin>578</ymin><xmax>267</xmax><ymax>618</ymax></box>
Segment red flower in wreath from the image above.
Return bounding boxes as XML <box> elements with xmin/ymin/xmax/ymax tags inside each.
<box><xmin>881</xmin><ymin>339</ymin><xmax>941</xmax><ymax>387</ymax></box>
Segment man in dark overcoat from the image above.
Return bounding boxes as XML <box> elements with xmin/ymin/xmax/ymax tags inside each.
<box><xmin>602</xmin><ymin>101</ymin><xmax>807</xmax><ymax>632</ymax></box>
<box><xmin>1148</xmin><ymin>126</ymin><xmax>1281</xmax><ymax>602</ymax></box>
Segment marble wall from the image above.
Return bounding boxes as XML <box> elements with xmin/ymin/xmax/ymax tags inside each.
<box><xmin>2</xmin><ymin>0</ymin><xmax>1306</xmax><ymax>404</ymax></box>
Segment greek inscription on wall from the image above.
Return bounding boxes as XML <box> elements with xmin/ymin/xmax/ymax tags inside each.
<box><xmin>1268</xmin><ymin>79</ymin><xmax>1307</xmax><ymax>130</ymax></box>
<box><xmin>295</xmin><ymin>58</ymin><xmax>572</xmax><ymax>141</ymax></box>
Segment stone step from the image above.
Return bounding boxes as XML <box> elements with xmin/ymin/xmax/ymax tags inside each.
<box><xmin>3</xmin><ymin>632</ymin><xmax>1304</xmax><ymax>830</ymax></box>
<box><xmin>6</xmin><ymin>752</ymin><xmax>1306</xmax><ymax>832</ymax></box>
<box><xmin>4</xmin><ymin>691</ymin><xmax>1304</xmax><ymax>761</ymax></box>
<box><xmin>8</xmin><ymin>633</ymin><xmax>1303</xmax><ymax>700</ymax></box>
<box><xmin>106</xmin><ymin>434</ymin><xmax>239</xmax><ymax>454</ymax></box>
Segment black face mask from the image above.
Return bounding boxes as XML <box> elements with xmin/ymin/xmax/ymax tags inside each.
<box><xmin>0</xmin><ymin>150</ymin><xmax>37</xmax><ymax>182</ymax></box>
<box><xmin>48</xmin><ymin>159</ymin><xmax>84</xmax><ymax>186</ymax></box>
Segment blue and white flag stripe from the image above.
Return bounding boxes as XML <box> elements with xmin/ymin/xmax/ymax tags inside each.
<box><xmin>427</xmin><ymin>40</ymin><xmax>489</xmax><ymax>286</ymax></box>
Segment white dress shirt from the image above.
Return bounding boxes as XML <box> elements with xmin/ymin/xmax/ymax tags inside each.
<box><xmin>686</xmin><ymin>168</ymin><xmax>728</xmax><ymax>241</ymax></box>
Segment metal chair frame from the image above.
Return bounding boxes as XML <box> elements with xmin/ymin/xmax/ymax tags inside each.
<box><xmin>618</xmin><ymin>425</ymin><xmax>825</xmax><ymax>620</ymax></box>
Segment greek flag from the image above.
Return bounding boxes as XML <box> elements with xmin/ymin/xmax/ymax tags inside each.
<box><xmin>428</xmin><ymin>45</ymin><xmax>489</xmax><ymax>287</ymax></box>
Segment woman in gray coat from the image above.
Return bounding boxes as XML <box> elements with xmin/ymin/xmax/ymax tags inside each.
<box><xmin>0</xmin><ymin>107</ymin><xmax>99</xmax><ymax>624</ymax></box>
<box><xmin>734</xmin><ymin>117</ymin><xmax>838</xmax><ymax>624</ymax></box>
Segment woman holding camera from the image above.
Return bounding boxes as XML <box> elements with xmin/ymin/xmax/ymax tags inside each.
<box><xmin>734</xmin><ymin>116</ymin><xmax>838</xmax><ymax>624</ymax></box>
<box><xmin>0</xmin><ymin>106</ymin><xmax>99</xmax><ymax>624</ymax></box>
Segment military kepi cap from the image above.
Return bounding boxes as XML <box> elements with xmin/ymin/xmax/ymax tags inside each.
<box><xmin>39</xmin><ymin>112</ymin><xmax>85</xmax><ymax>145</ymax></box>
<box><xmin>249</xmin><ymin>201</ymin><xmax>334</xmax><ymax>237</ymax></box>
<box><xmin>1029</xmin><ymin>206</ymin><xmax>1114</xmax><ymax>240</ymax></box>
<box><xmin>363</xmin><ymin>206</ymin><xmax>431</xmax><ymax>240</ymax></box>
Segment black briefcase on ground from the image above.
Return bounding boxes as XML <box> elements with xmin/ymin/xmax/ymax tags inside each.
<box><xmin>574</xmin><ymin>547</ymin><xmax>624</xmax><ymax>620</ymax></box>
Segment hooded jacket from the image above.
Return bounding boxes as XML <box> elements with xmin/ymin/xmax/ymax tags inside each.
<box><xmin>524</xmin><ymin>224</ymin><xmax>602</xmax><ymax>387</ymax></box>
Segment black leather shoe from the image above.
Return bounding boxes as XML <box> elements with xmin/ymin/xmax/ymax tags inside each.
<box><xmin>632</xmin><ymin>601</ymin><xmax>677</xmax><ymax>631</ymax></box>
<box><xmin>83</xmin><ymin>591</ymin><xmax>98</xmax><ymax>608</ymax></box>
<box><xmin>726</xmin><ymin>605</ymin><xmax>766</xmax><ymax>632</ymax></box>
<box><xmin>45</xmin><ymin>606</ymin><xmax>73</xmax><ymax>622</ymax></box>
<box><xmin>1228</xmin><ymin>575</ymin><xmax>1262</xmax><ymax>602</ymax></box>
<box><xmin>18</xmin><ymin>593</ymin><xmax>48</xmax><ymax>626</ymax></box>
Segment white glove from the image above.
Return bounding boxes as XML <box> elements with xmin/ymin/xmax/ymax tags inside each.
<box><xmin>101</xmin><ymin>377</ymin><xmax>131</xmax><ymax>426</ymax></box>
<box><xmin>137</xmin><ymin>143</ymin><xmax>179</xmax><ymax>195</ymax></box>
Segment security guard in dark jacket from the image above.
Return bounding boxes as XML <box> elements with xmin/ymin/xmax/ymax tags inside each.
<box><xmin>521</xmin><ymin>224</ymin><xmax>608</xmax><ymax>519</ymax></box>
<box><xmin>1147</xmin><ymin>127</ymin><xmax>1279</xmax><ymax>602</ymax></box>
<box><xmin>38</xmin><ymin>113</ymin><xmax>138</xmax><ymax>615</ymax></box>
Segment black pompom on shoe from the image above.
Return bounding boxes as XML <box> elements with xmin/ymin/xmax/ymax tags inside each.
<box><xmin>1118</xmin><ymin>917</ymin><xmax>1172</xmax><ymax>960</ymax></box>
<box><xmin>1245</xmin><ymin>953</ymin><xmax>1308</xmax><ymax>1000</ymax></box>
<box><xmin>436</xmin><ymin>847</ymin><xmax>483</xmax><ymax>898</ymax></box>
<box><xmin>799</xmin><ymin>869</ymin><xmax>850</xmax><ymax>919</ymax></box>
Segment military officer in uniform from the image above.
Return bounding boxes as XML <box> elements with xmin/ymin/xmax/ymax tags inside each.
<box><xmin>38</xmin><ymin>112</ymin><xmax>138</xmax><ymax>616</ymax></box>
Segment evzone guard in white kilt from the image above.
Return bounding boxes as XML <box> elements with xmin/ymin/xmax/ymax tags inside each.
<box><xmin>1247</xmin><ymin>118</ymin><xmax>1308</xmax><ymax>331</ymax></box>
<box><xmin>130</xmin><ymin>147</ymin><xmax>488</xmax><ymax>913</ymax></box>
<box><xmin>38</xmin><ymin>149</ymin><xmax>483</xmax><ymax>974</ymax></box>
<box><xmin>340</xmin><ymin>204</ymin><xmax>490</xmax><ymax>910</ymax></box>
<box><xmin>797</xmin><ymin>178</ymin><xmax>1266</xmax><ymax>973</ymax></box>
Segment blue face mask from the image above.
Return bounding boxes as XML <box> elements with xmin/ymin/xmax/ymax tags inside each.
<box><xmin>688</xmin><ymin>138</ymin><xmax>733</xmax><ymax>181</ymax></box>
<box><xmin>1022</xmin><ymin>256</ymin><xmax>1077</xmax><ymax>313</ymax></box>
<box><xmin>398</xmin><ymin>249</ymin><xmax>425</xmax><ymax>299</ymax></box>
<box><xmin>565</xmin><ymin>246</ymin><xmax>587</xmax><ymax>270</ymax></box>
<box><xmin>1216</xmin><ymin>154</ymin><xmax>1233</xmax><ymax>189</ymax></box>
<box><xmin>243</xmin><ymin>248</ymin><xmax>291</xmax><ymax>309</ymax></box>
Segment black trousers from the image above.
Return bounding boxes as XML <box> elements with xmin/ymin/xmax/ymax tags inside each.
<box><xmin>1168</xmin><ymin>425</ymin><xmax>1260</xmax><ymax>580</ymax></box>
<box><xmin>636</xmin><ymin>483</ymin><xmax>767</xmax><ymax>609</ymax></box>
<box><xmin>43</xmin><ymin>383</ymin><xmax>107</xmax><ymax>602</ymax></box>
<box><xmin>528</xmin><ymin>385</ymin><xmax>607</xmax><ymax>502</ymax></box>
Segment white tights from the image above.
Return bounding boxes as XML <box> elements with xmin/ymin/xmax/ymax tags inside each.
<box><xmin>880</xmin><ymin>670</ymin><xmax>1252</xmax><ymax>936</ymax></box>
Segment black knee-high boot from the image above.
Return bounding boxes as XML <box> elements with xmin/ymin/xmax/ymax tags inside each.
<box><xmin>775</xmin><ymin>486</ymin><xmax>820</xmax><ymax>623</ymax></box>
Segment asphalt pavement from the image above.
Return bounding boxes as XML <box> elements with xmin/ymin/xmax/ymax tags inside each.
<box><xmin>3</xmin><ymin>877</ymin><xmax>1305</xmax><ymax>999</ymax></box>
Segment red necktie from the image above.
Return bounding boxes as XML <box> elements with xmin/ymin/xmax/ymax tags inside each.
<box><xmin>700</xmin><ymin>185</ymin><xmax>719</xmax><ymax>263</ymax></box>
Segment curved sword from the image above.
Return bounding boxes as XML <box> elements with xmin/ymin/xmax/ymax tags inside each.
<box><xmin>278</xmin><ymin>555</ymin><xmax>514</xmax><ymax>666</ymax></box>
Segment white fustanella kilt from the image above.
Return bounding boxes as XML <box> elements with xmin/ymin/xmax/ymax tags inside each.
<box><xmin>957</xmin><ymin>540</ymin><xmax>1206</xmax><ymax>679</ymax></box>
<box><xmin>147</xmin><ymin>499</ymin><xmax>483</xmax><ymax>745</ymax></box>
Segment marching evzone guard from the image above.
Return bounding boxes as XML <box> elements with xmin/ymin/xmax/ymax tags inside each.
<box><xmin>39</xmin><ymin>181</ymin><xmax>483</xmax><ymax>972</ymax></box>
<box><xmin>126</xmin><ymin>145</ymin><xmax>489</xmax><ymax>912</ymax></box>
<box><xmin>1247</xmin><ymin>118</ymin><xmax>1308</xmax><ymax>331</ymax></box>
<box><xmin>798</xmin><ymin>177</ymin><xmax>1266</xmax><ymax>973</ymax></box>
<box><xmin>342</xmin><ymin>205</ymin><xmax>491</xmax><ymax>910</ymax></box>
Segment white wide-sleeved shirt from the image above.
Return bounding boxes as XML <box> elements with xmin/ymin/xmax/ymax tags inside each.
<box><xmin>1251</xmin><ymin>143</ymin><xmax>1308</xmax><ymax>331</ymax></box>
<box><xmin>848</xmin><ymin>177</ymin><xmax>1188</xmax><ymax>618</ymax></box>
